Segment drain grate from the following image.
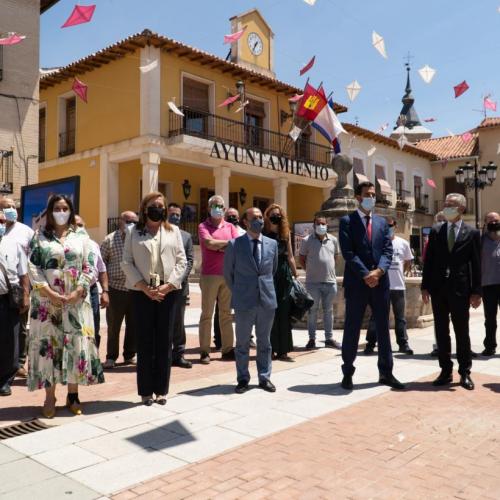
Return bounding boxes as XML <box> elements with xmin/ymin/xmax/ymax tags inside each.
<box><xmin>0</xmin><ymin>419</ymin><xmax>51</xmax><ymax>440</ymax></box>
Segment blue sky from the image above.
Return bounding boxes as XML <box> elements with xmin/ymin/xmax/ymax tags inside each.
<box><xmin>41</xmin><ymin>0</ymin><xmax>500</xmax><ymax>138</ymax></box>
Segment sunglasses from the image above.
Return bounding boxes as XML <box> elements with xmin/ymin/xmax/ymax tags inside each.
<box><xmin>210</xmin><ymin>204</ymin><xmax>224</xmax><ymax>209</ymax></box>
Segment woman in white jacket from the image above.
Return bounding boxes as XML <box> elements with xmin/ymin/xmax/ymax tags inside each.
<box><xmin>122</xmin><ymin>192</ymin><xmax>186</xmax><ymax>406</ymax></box>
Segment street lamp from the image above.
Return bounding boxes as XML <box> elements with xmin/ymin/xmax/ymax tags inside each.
<box><xmin>455</xmin><ymin>159</ymin><xmax>497</xmax><ymax>228</ymax></box>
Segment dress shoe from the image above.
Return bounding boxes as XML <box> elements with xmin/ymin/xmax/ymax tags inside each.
<box><xmin>221</xmin><ymin>348</ymin><xmax>236</xmax><ymax>361</ymax></box>
<box><xmin>259</xmin><ymin>380</ymin><xmax>276</xmax><ymax>392</ymax></box>
<box><xmin>430</xmin><ymin>348</ymin><xmax>439</xmax><ymax>357</ymax></box>
<box><xmin>379</xmin><ymin>375</ymin><xmax>406</xmax><ymax>390</ymax></box>
<box><xmin>123</xmin><ymin>357</ymin><xmax>136</xmax><ymax>366</ymax></box>
<box><xmin>277</xmin><ymin>354</ymin><xmax>294</xmax><ymax>362</ymax></box>
<box><xmin>42</xmin><ymin>398</ymin><xmax>56</xmax><ymax>419</ymax></box>
<box><xmin>16</xmin><ymin>366</ymin><xmax>28</xmax><ymax>378</ymax></box>
<box><xmin>66</xmin><ymin>395</ymin><xmax>82</xmax><ymax>415</ymax></box>
<box><xmin>103</xmin><ymin>358</ymin><xmax>115</xmax><ymax>369</ymax></box>
<box><xmin>432</xmin><ymin>372</ymin><xmax>453</xmax><ymax>386</ymax></box>
<box><xmin>324</xmin><ymin>339</ymin><xmax>341</xmax><ymax>349</ymax></box>
<box><xmin>0</xmin><ymin>384</ymin><xmax>12</xmax><ymax>396</ymax></box>
<box><xmin>172</xmin><ymin>357</ymin><xmax>192</xmax><ymax>369</ymax></box>
<box><xmin>470</xmin><ymin>350</ymin><xmax>478</xmax><ymax>358</ymax></box>
<box><xmin>155</xmin><ymin>395</ymin><xmax>167</xmax><ymax>405</ymax></box>
<box><xmin>482</xmin><ymin>348</ymin><xmax>496</xmax><ymax>357</ymax></box>
<box><xmin>305</xmin><ymin>339</ymin><xmax>316</xmax><ymax>349</ymax></box>
<box><xmin>142</xmin><ymin>396</ymin><xmax>154</xmax><ymax>406</ymax></box>
<box><xmin>235</xmin><ymin>381</ymin><xmax>249</xmax><ymax>394</ymax></box>
<box><xmin>398</xmin><ymin>345</ymin><xmax>414</xmax><ymax>355</ymax></box>
<box><xmin>460</xmin><ymin>374</ymin><xmax>474</xmax><ymax>390</ymax></box>
<box><xmin>341</xmin><ymin>375</ymin><xmax>353</xmax><ymax>390</ymax></box>
<box><xmin>364</xmin><ymin>343</ymin><xmax>375</xmax><ymax>355</ymax></box>
<box><xmin>200</xmin><ymin>351</ymin><xmax>211</xmax><ymax>364</ymax></box>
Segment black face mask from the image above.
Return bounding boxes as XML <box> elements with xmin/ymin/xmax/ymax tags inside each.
<box><xmin>487</xmin><ymin>222</ymin><xmax>500</xmax><ymax>232</ymax></box>
<box><xmin>146</xmin><ymin>206</ymin><xmax>165</xmax><ymax>222</ymax></box>
<box><xmin>269</xmin><ymin>215</ymin><xmax>282</xmax><ymax>225</ymax></box>
<box><xmin>226</xmin><ymin>215</ymin><xmax>238</xmax><ymax>225</ymax></box>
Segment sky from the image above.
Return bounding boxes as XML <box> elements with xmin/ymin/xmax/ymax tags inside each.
<box><xmin>41</xmin><ymin>0</ymin><xmax>500</xmax><ymax>138</ymax></box>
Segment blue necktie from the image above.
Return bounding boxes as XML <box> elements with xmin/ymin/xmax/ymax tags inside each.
<box><xmin>252</xmin><ymin>239</ymin><xmax>261</xmax><ymax>267</ymax></box>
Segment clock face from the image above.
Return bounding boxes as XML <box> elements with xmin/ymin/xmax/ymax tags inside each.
<box><xmin>247</xmin><ymin>32</ymin><xmax>263</xmax><ymax>56</ymax></box>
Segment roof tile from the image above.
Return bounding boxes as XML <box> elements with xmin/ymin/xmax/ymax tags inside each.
<box><xmin>416</xmin><ymin>134</ymin><xmax>478</xmax><ymax>160</ymax></box>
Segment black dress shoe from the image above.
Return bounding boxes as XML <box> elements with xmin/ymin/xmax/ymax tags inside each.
<box><xmin>432</xmin><ymin>372</ymin><xmax>453</xmax><ymax>386</ymax></box>
<box><xmin>305</xmin><ymin>339</ymin><xmax>316</xmax><ymax>349</ymax></box>
<box><xmin>235</xmin><ymin>381</ymin><xmax>249</xmax><ymax>394</ymax></box>
<box><xmin>341</xmin><ymin>375</ymin><xmax>353</xmax><ymax>390</ymax></box>
<box><xmin>430</xmin><ymin>348</ymin><xmax>439</xmax><ymax>357</ymax></box>
<box><xmin>398</xmin><ymin>345</ymin><xmax>414</xmax><ymax>355</ymax></box>
<box><xmin>172</xmin><ymin>357</ymin><xmax>192</xmax><ymax>369</ymax></box>
<box><xmin>258</xmin><ymin>380</ymin><xmax>276</xmax><ymax>392</ymax></box>
<box><xmin>379</xmin><ymin>375</ymin><xmax>406</xmax><ymax>390</ymax></box>
<box><xmin>221</xmin><ymin>348</ymin><xmax>236</xmax><ymax>361</ymax></box>
<box><xmin>0</xmin><ymin>384</ymin><xmax>12</xmax><ymax>396</ymax></box>
<box><xmin>482</xmin><ymin>348</ymin><xmax>496</xmax><ymax>356</ymax></box>
<box><xmin>460</xmin><ymin>374</ymin><xmax>474</xmax><ymax>390</ymax></box>
<box><xmin>324</xmin><ymin>339</ymin><xmax>341</xmax><ymax>349</ymax></box>
<box><xmin>470</xmin><ymin>350</ymin><xmax>478</xmax><ymax>358</ymax></box>
<box><xmin>364</xmin><ymin>343</ymin><xmax>375</xmax><ymax>355</ymax></box>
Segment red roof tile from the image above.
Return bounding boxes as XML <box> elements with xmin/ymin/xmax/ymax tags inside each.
<box><xmin>415</xmin><ymin>134</ymin><xmax>478</xmax><ymax>160</ymax></box>
<box><xmin>478</xmin><ymin>117</ymin><xmax>500</xmax><ymax>129</ymax></box>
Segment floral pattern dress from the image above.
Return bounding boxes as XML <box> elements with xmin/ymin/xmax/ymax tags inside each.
<box><xmin>27</xmin><ymin>228</ymin><xmax>105</xmax><ymax>391</ymax></box>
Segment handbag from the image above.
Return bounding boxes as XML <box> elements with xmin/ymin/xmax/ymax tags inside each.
<box><xmin>0</xmin><ymin>261</ymin><xmax>24</xmax><ymax>309</ymax></box>
<box><xmin>289</xmin><ymin>278</ymin><xmax>314</xmax><ymax>321</ymax></box>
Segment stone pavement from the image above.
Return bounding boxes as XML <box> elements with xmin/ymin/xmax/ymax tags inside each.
<box><xmin>1</xmin><ymin>288</ymin><xmax>500</xmax><ymax>499</ymax></box>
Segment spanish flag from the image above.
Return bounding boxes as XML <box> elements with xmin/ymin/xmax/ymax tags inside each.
<box><xmin>296</xmin><ymin>84</ymin><xmax>327</xmax><ymax>122</ymax></box>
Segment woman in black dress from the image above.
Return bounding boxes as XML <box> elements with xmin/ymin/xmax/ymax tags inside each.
<box><xmin>263</xmin><ymin>204</ymin><xmax>297</xmax><ymax>361</ymax></box>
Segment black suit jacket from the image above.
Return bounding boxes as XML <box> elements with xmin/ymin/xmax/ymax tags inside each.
<box><xmin>422</xmin><ymin>221</ymin><xmax>481</xmax><ymax>297</ymax></box>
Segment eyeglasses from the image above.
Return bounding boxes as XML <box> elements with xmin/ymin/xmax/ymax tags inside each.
<box><xmin>210</xmin><ymin>204</ymin><xmax>224</xmax><ymax>209</ymax></box>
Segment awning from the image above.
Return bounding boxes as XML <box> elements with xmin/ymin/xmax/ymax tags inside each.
<box><xmin>355</xmin><ymin>173</ymin><xmax>370</xmax><ymax>183</ymax></box>
<box><xmin>377</xmin><ymin>177</ymin><xmax>392</xmax><ymax>196</ymax></box>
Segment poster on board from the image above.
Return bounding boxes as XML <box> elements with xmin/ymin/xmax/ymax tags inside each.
<box><xmin>20</xmin><ymin>176</ymin><xmax>80</xmax><ymax>230</ymax></box>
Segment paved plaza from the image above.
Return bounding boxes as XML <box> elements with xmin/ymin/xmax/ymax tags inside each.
<box><xmin>1</xmin><ymin>286</ymin><xmax>500</xmax><ymax>499</ymax></box>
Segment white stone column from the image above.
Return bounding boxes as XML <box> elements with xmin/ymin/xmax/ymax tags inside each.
<box><xmin>140</xmin><ymin>45</ymin><xmax>161</xmax><ymax>136</ymax></box>
<box><xmin>99</xmin><ymin>152</ymin><xmax>119</xmax><ymax>241</ymax></box>
<box><xmin>273</xmin><ymin>177</ymin><xmax>288</xmax><ymax>212</ymax></box>
<box><xmin>213</xmin><ymin>166</ymin><xmax>230</xmax><ymax>207</ymax></box>
<box><xmin>141</xmin><ymin>151</ymin><xmax>160</xmax><ymax>198</ymax></box>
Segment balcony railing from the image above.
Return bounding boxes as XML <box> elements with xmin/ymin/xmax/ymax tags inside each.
<box><xmin>435</xmin><ymin>197</ymin><xmax>474</xmax><ymax>214</ymax></box>
<box><xmin>59</xmin><ymin>129</ymin><xmax>75</xmax><ymax>157</ymax></box>
<box><xmin>375</xmin><ymin>194</ymin><xmax>392</xmax><ymax>208</ymax></box>
<box><xmin>396</xmin><ymin>189</ymin><xmax>411</xmax><ymax>201</ymax></box>
<box><xmin>168</xmin><ymin>106</ymin><xmax>334</xmax><ymax>168</ymax></box>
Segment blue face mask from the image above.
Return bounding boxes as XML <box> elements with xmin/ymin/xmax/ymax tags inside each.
<box><xmin>210</xmin><ymin>207</ymin><xmax>224</xmax><ymax>219</ymax></box>
<box><xmin>0</xmin><ymin>224</ymin><xmax>5</xmax><ymax>237</ymax></box>
<box><xmin>315</xmin><ymin>224</ymin><xmax>328</xmax><ymax>236</ymax></box>
<box><xmin>168</xmin><ymin>214</ymin><xmax>181</xmax><ymax>226</ymax></box>
<box><xmin>3</xmin><ymin>207</ymin><xmax>17</xmax><ymax>223</ymax></box>
<box><xmin>361</xmin><ymin>197</ymin><xmax>376</xmax><ymax>212</ymax></box>
<box><xmin>250</xmin><ymin>218</ymin><xmax>264</xmax><ymax>234</ymax></box>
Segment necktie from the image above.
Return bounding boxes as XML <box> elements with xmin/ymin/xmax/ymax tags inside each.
<box><xmin>365</xmin><ymin>216</ymin><xmax>372</xmax><ymax>242</ymax></box>
<box><xmin>252</xmin><ymin>239</ymin><xmax>261</xmax><ymax>267</ymax></box>
<box><xmin>448</xmin><ymin>223</ymin><xmax>456</xmax><ymax>252</ymax></box>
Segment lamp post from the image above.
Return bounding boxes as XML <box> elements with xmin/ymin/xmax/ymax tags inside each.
<box><xmin>455</xmin><ymin>159</ymin><xmax>497</xmax><ymax>228</ymax></box>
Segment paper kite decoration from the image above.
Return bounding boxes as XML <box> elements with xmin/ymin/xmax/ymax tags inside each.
<box><xmin>461</xmin><ymin>132</ymin><xmax>473</xmax><ymax>142</ymax></box>
<box><xmin>224</xmin><ymin>27</ymin><xmax>246</xmax><ymax>44</ymax></box>
<box><xmin>426</xmin><ymin>179</ymin><xmax>437</xmax><ymax>189</ymax></box>
<box><xmin>0</xmin><ymin>33</ymin><xmax>26</xmax><ymax>45</ymax></box>
<box><xmin>72</xmin><ymin>78</ymin><xmax>88</xmax><ymax>103</ymax></box>
<box><xmin>303</xmin><ymin>0</ymin><xmax>317</xmax><ymax>5</ymax></box>
<box><xmin>372</xmin><ymin>31</ymin><xmax>388</xmax><ymax>59</ymax></box>
<box><xmin>289</xmin><ymin>94</ymin><xmax>303</xmax><ymax>103</ymax></box>
<box><xmin>300</xmin><ymin>56</ymin><xmax>316</xmax><ymax>76</ymax></box>
<box><xmin>367</xmin><ymin>145</ymin><xmax>376</xmax><ymax>157</ymax></box>
<box><xmin>289</xmin><ymin>125</ymin><xmax>302</xmax><ymax>142</ymax></box>
<box><xmin>397</xmin><ymin>135</ymin><xmax>408</xmax><ymax>150</ymax></box>
<box><xmin>139</xmin><ymin>60</ymin><xmax>158</xmax><ymax>73</ymax></box>
<box><xmin>218</xmin><ymin>94</ymin><xmax>240</xmax><ymax>107</ymax></box>
<box><xmin>446</xmin><ymin>129</ymin><xmax>456</xmax><ymax>137</ymax></box>
<box><xmin>418</xmin><ymin>65</ymin><xmax>436</xmax><ymax>84</ymax></box>
<box><xmin>346</xmin><ymin>81</ymin><xmax>361</xmax><ymax>102</ymax></box>
<box><xmin>62</xmin><ymin>4</ymin><xmax>96</xmax><ymax>28</ymax></box>
<box><xmin>234</xmin><ymin>100</ymin><xmax>249</xmax><ymax>113</ymax></box>
<box><xmin>376</xmin><ymin>123</ymin><xmax>389</xmax><ymax>134</ymax></box>
<box><xmin>168</xmin><ymin>101</ymin><xmax>184</xmax><ymax>116</ymax></box>
<box><xmin>454</xmin><ymin>81</ymin><xmax>469</xmax><ymax>98</ymax></box>
<box><xmin>484</xmin><ymin>97</ymin><xmax>497</xmax><ymax>111</ymax></box>
<box><xmin>424</xmin><ymin>118</ymin><xmax>437</xmax><ymax>123</ymax></box>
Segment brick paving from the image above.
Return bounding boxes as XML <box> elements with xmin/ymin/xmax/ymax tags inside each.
<box><xmin>113</xmin><ymin>373</ymin><xmax>500</xmax><ymax>500</ymax></box>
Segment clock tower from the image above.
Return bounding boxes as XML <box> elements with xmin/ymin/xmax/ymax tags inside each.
<box><xmin>229</xmin><ymin>9</ymin><xmax>275</xmax><ymax>78</ymax></box>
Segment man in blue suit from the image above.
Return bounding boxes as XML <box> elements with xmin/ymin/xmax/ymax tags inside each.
<box><xmin>339</xmin><ymin>181</ymin><xmax>405</xmax><ymax>390</ymax></box>
<box><xmin>224</xmin><ymin>207</ymin><xmax>278</xmax><ymax>394</ymax></box>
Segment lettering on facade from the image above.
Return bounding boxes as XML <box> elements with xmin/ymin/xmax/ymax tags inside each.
<box><xmin>210</xmin><ymin>141</ymin><xmax>330</xmax><ymax>181</ymax></box>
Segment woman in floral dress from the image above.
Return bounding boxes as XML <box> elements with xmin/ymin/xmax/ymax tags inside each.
<box><xmin>27</xmin><ymin>194</ymin><xmax>104</xmax><ymax>418</ymax></box>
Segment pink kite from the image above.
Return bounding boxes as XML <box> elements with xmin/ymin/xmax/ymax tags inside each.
<box><xmin>300</xmin><ymin>56</ymin><xmax>315</xmax><ymax>76</ymax></box>
<box><xmin>62</xmin><ymin>4</ymin><xmax>96</xmax><ymax>28</ymax></box>
<box><xmin>461</xmin><ymin>131</ymin><xmax>473</xmax><ymax>142</ymax></box>
<box><xmin>289</xmin><ymin>94</ymin><xmax>303</xmax><ymax>103</ymax></box>
<box><xmin>224</xmin><ymin>27</ymin><xmax>246</xmax><ymax>44</ymax></box>
<box><xmin>424</xmin><ymin>117</ymin><xmax>436</xmax><ymax>122</ymax></box>
<box><xmin>484</xmin><ymin>97</ymin><xmax>497</xmax><ymax>111</ymax></box>
<box><xmin>0</xmin><ymin>33</ymin><xmax>26</xmax><ymax>45</ymax></box>
<box><xmin>426</xmin><ymin>179</ymin><xmax>436</xmax><ymax>189</ymax></box>
<box><xmin>72</xmin><ymin>78</ymin><xmax>88</xmax><ymax>103</ymax></box>
<box><xmin>454</xmin><ymin>80</ymin><xmax>469</xmax><ymax>98</ymax></box>
<box><xmin>218</xmin><ymin>94</ymin><xmax>240</xmax><ymax>107</ymax></box>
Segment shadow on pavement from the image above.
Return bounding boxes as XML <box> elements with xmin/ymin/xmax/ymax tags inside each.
<box><xmin>126</xmin><ymin>420</ymin><xmax>195</xmax><ymax>451</ymax></box>
<box><xmin>402</xmin><ymin>381</ymin><xmax>458</xmax><ymax>392</ymax></box>
<box><xmin>483</xmin><ymin>383</ymin><xmax>500</xmax><ymax>393</ymax></box>
<box><xmin>180</xmin><ymin>384</ymin><xmax>235</xmax><ymax>396</ymax></box>
<box><xmin>288</xmin><ymin>381</ymin><xmax>380</xmax><ymax>395</ymax></box>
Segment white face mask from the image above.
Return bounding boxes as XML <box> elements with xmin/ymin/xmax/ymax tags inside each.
<box><xmin>3</xmin><ymin>207</ymin><xmax>17</xmax><ymax>222</ymax></box>
<box><xmin>360</xmin><ymin>197</ymin><xmax>376</xmax><ymax>212</ymax></box>
<box><xmin>443</xmin><ymin>206</ymin><xmax>460</xmax><ymax>222</ymax></box>
<box><xmin>53</xmin><ymin>211</ymin><xmax>70</xmax><ymax>226</ymax></box>
<box><xmin>315</xmin><ymin>224</ymin><xmax>327</xmax><ymax>236</ymax></box>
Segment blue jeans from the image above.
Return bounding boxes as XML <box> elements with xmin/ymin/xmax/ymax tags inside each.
<box><xmin>306</xmin><ymin>282</ymin><xmax>337</xmax><ymax>340</ymax></box>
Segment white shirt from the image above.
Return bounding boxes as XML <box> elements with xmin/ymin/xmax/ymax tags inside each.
<box><xmin>89</xmin><ymin>239</ymin><xmax>107</xmax><ymax>287</ymax></box>
<box><xmin>388</xmin><ymin>236</ymin><xmax>413</xmax><ymax>290</ymax></box>
<box><xmin>235</xmin><ymin>225</ymin><xmax>246</xmax><ymax>237</ymax></box>
<box><xmin>0</xmin><ymin>237</ymin><xmax>28</xmax><ymax>294</ymax></box>
<box><xmin>4</xmin><ymin>222</ymin><xmax>34</xmax><ymax>256</ymax></box>
<box><xmin>356</xmin><ymin>209</ymin><xmax>372</xmax><ymax>228</ymax></box>
<box><xmin>447</xmin><ymin>219</ymin><xmax>463</xmax><ymax>240</ymax></box>
<box><xmin>246</xmin><ymin>232</ymin><xmax>263</xmax><ymax>263</ymax></box>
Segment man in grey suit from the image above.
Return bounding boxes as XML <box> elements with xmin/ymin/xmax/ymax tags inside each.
<box><xmin>224</xmin><ymin>207</ymin><xmax>278</xmax><ymax>394</ymax></box>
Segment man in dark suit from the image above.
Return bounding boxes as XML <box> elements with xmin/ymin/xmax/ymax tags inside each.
<box><xmin>339</xmin><ymin>181</ymin><xmax>405</xmax><ymax>390</ymax></box>
<box><xmin>422</xmin><ymin>193</ymin><xmax>481</xmax><ymax>390</ymax></box>
<box><xmin>224</xmin><ymin>207</ymin><xmax>278</xmax><ymax>394</ymax></box>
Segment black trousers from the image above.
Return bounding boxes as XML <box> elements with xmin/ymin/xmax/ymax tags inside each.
<box><xmin>431</xmin><ymin>289</ymin><xmax>472</xmax><ymax>375</ymax></box>
<box><xmin>482</xmin><ymin>284</ymin><xmax>500</xmax><ymax>351</ymax></box>
<box><xmin>0</xmin><ymin>295</ymin><xmax>20</xmax><ymax>388</ymax></box>
<box><xmin>18</xmin><ymin>309</ymin><xmax>29</xmax><ymax>365</ymax></box>
<box><xmin>172</xmin><ymin>289</ymin><xmax>187</xmax><ymax>360</ymax></box>
<box><xmin>133</xmin><ymin>290</ymin><xmax>175</xmax><ymax>397</ymax></box>
<box><xmin>106</xmin><ymin>287</ymin><xmax>136</xmax><ymax>361</ymax></box>
<box><xmin>90</xmin><ymin>284</ymin><xmax>101</xmax><ymax>349</ymax></box>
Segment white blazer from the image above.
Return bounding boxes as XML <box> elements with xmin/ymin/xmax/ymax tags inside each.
<box><xmin>121</xmin><ymin>224</ymin><xmax>187</xmax><ymax>290</ymax></box>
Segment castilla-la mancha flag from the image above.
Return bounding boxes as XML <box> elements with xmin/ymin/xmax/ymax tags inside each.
<box><xmin>296</xmin><ymin>83</ymin><xmax>327</xmax><ymax>122</ymax></box>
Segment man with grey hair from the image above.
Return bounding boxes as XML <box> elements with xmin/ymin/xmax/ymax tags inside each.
<box><xmin>480</xmin><ymin>211</ymin><xmax>500</xmax><ymax>356</ymax></box>
<box><xmin>198</xmin><ymin>195</ymin><xmax>239</xmax><ymax>364</ymax></box>
<box><xmin>422</xmin><ymin>193</ymin><xmax>481</xmax><ymax>390</ymax></box>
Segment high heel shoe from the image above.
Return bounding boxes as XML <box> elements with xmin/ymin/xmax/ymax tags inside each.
<box><xmin>42</xmin><ymin>399</ymin><xmax>57</xmax><ymax>419</ymax></box>
<box><xmin>66</xmin><ymin>394</ymin><xmax>82</xmax><ymax>415</ymax></box>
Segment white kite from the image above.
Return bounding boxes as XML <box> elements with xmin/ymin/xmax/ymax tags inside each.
<box><xmin>397</xmin><ymin>135</ymin><xmax>408</xmax><ymax>150</ymax></box>
<box><xmin>234</xmin><ymin>100</ymin><xmax>249</xmax><ymax>113</ymax></box>
<box><xmin>418</xmin><ymin>65</ymin><xmax>436</xmax><ymax>84</ymax></box>
<box><xmin>168</xmin><ymin>101</ymin><xmax>184</xmax><ymax>116</ymax></box>
<box><xmin>139</xmin><ymin>60</ymin><xmax>158</xmax><ymax>73</ymax></box>
<box><xmin>367</xmin><ymin>145</ymin><xmax>377</xmax><ymax>157</ymax></box>
<box><xmin>303</xmin><ymin>0</ymin><xmax>317</xmax><ymax>4</ymax></box>
<box><xmin>346</xmin><ymin>80</ymin><xmax>362</xmax><ymax>102</ymax></box>
<box><xmin>372</xmin><ymin>31</ymin><xmax>388</xmax><ymax>59</ymax></box>
<box><xmin>289</xmin><ymin>125</ymin><xmax>302</xmax><ymax>142</ymax></box>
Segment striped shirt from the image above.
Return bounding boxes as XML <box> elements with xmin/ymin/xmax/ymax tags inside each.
<box><xmin>100</xmin><ymin>229</ymin><xmax>127</xmax><ymax>291</ymax></box>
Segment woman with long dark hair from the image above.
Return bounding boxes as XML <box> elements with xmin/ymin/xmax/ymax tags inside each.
<box><xmin>122</xmin><ymin>192</ymin><xmax>186</xmax><ymax>406</ymax></box>
<box><xmin>263</xmin><ymin>204</ymin><xmax>297</xmax><ymax>361</ymax></box>
<box><xmin>27</xmin><ymin>194</ymin><xmax>104</xmax><ymax>418</ymax></box>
